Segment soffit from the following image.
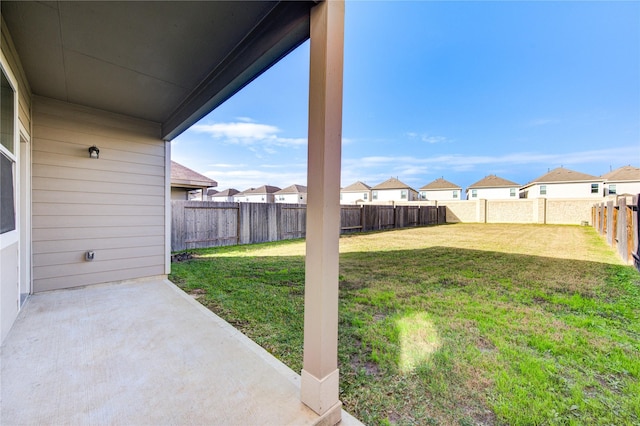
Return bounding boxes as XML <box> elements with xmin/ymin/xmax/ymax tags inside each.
<box><xmin>1</xmin><ymin>1</ymin><xmax>313</xmax><ymax>140</ymax></box>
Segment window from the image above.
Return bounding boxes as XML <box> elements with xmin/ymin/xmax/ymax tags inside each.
<box><xmin>609</xmin><ymin>184</ymin><xmax>616</xmax><ymax>195</ymax></box>
<box><xmin>363</xmin><ymin>193</ymin><xmax>368</xmax><ymax>200</ymax></box>
<box><xmin>471</xmin><ymin>189</ymin><xmax>477</xmax><ymax>198</ymax></box>
<box><xmin>591</xmin><ymin>183</ymin><xmax>599</xmax><ymax>194</ymax></box>
<box><xmin>419</xmin><ymin>191</ymin><xmax>426</xmax><ymax>200</ymax></box>
<box><xmin>540</xmin><ymin>185</ymin><xmax>547</xmax><ymax>195</ymax></box>
<box><xmin>372</xmin><ymin>190</ymin><xmax>378</xmax><ymax>200</ymax></box>
<box><xmin>401</xmin><ymin>189</ymin><xmax>408</xmax><ymax>199</ymax></box>
<box><xmin>510</xmin><ymin>188</ymin><xmax>516</xmax><ymax>197</ymax></box>
<box><xmin>0</xmin><ymin>69</ymin><xmax>16</xmax><ymax>235</ymax></box>
<box><xmin>453</xmin><ymin>191</ymin><xmax>458</xmax><ymax>199</ymax></box>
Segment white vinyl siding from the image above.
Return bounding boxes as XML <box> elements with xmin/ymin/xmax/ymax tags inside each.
<box><xmin>31</xmin><ymin>97</ymin><xmax>166</xmax><ymax>292</ymax></box>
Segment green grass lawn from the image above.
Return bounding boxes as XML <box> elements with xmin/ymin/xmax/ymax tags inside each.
<box><xmin>169</xmin><ymin>224</ymin><xmax>640</xmax><ymax>425</ymax></box>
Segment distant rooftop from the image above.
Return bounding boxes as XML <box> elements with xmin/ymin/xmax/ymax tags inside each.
<box><xmin>468</xmin><ymin>175</ymin><xmax>519</xmax><ymax>189</ymax></box>
<box><xmin>171</xmin><ymin>161</ymin><xmax>217</xmax><ymax>188</ymax></box>
<box><xmin>420</xmin><ymin>177</ymin><xmax>461</xmax><ymax>190</ymax></box>
<box><xmin>341</xmin><ymin>181</ymin><xmax>371</xmax><ymax>192</ymax></box>
<box><xmin>524</xmin><ymin>167</ymin><xmax>601</xmax><ymax>186</ymax></box>
<box><xmin>372</xmin><ymin>177</ymin><xmax>415</xmax><ymax>191</ymax></box>
<box><xmin>601</xmin><ymin>165</ymin><xmax>640</xmax><ymax>182</ymax></box>
<box><xmin>276</xmin><ymin>184</ymin><xmax>307</xmax><ymax>194</ymax></box>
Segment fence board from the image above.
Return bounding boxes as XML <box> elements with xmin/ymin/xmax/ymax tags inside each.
<box><xmin>592</xmin><ymin>196</ymin><xmax>640</xmax><ymax>271</ymax></box>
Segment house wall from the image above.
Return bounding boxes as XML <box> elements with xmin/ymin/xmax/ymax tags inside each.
<box><xmin>276</xmin><ymin>193</ymin><xmax>307</xmax><ymax>204</ymax></box>
<box><xmin>171</xmin><ymin>188</ymin><xmax>188</xmax><ymax>201</ymax></box>
<box><xmin>212</xmin><ymin>196</ymin><xmax>234</xmax><ymax>202</ymax></box>
<box><xmin>372</xmin><ymin>188</ymin><xmax>418</xmax><ymax>202</ymax></box>
<box><xmin>524</xmin><ymin>182</ymin><xmax>603</xmax><ymax>198</ymax></box>
<box><xmin>340</xmin><ymin>191</ymin><xmax>370</xmax><ymax>204</ymax></box>
<box><xmin>420</xmin><ymin>189</ymin><xmax>461</xmax><ymax>201</ymax></box>
<box><xmin>236</xmin><ymin>193</ymin><xmax>273</xmax><ymax>203</ymax></box>
<box><xmin>605</xmin><ymin>182</ymin><xmax>640</xmax><ymax>196</ymax></box>
<box><xmin>468</xmin><ymin>187</ymin><xmax>518</xmax><ymax>200</ymax></box>
<box><xmin>31</xmin><ymin>97</ymin><xmax>167</xmax><ymax>292</ymax></box>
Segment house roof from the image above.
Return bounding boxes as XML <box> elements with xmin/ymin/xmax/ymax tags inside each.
<box><xmin>341</xmin><ymin>181</ymin><xmax>371</xmax><ymax>192</ymax></box>
<box><xmin>206</xmin><ymin>188</ymin><xmax>219</xmax><ymax>197</ymax></box>
<box><xmin>468</xmin><ymin>175</ymin><xmax>519</xmax><ymax>189</ymax></box>
<box><xmin>523</xmin><ymin>167</ymin><xmax>601</xmax><ymax>188</ymax></box>
<box><xmin>601</xmin><ymin>165</ymin><xmax>640</xmax><ymax>182</ymax></box>
<box><xmin>275</xmin><ymin>184</ymin><xmax>307</xmax><ymax>194</ymax></box>
<box><xmin>1</xmin><ymin>1</ymin><xmax>315</xmax><ymax>140</ymax></box>
<box><xmin>238</xmin><ymin>185</ymin><xmax>282</xmax><ymax>195</ymax></box>
<box><xmin>372</xmin><ymin>177</ymin><xmax>416</xmax><ymax>191</ymax></box>
<box><xmin>212</xmin><ymin>188</ymin><xmax>240</xmax><ymax>197</ymax></box>
<box><xmin>171</xmin><ymin>161</ymin><xmax>217</xmax><ymax>189</ymax></box>
<box><xmin>420</xmin><ymin>178</ymin><xmax>461</xmax><ymax>190</ymax></box>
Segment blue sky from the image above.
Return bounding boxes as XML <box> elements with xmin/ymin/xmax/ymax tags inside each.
<box><xmin>172</xmin><ymin>1</ymin><xmax>640</xmax><ymax>196</ymax></box>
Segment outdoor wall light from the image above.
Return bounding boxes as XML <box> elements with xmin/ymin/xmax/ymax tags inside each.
<box><xmin>88</xmin><ymin>145</ymin><xmax>100</xmax><ymax>159</ymax></box>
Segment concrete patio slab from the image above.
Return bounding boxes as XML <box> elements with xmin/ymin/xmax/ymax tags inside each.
<box><xmin>1</xmin><ymin>278</ymin><xmax>362</xmax><ymax>425</ymax></box>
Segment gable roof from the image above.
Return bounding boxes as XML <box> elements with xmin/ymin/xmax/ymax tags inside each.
<box><xmin>420</xmin><ymin>178</ymin><xmax>461</xmax><ymax>190</ymax></box>
<box><xmin>206</xmin><ymin>188</ymin><xmax>219</xmax><ymax>197</ymax></box>
<box><xmin>524</xmin><ymin>167</ymin><xmax>601</xmax><ymax>187</ymax></box>
<box><xmin>601</xmin><ymin>165</ymin><xmax>640</xmax><ymax>182</ymax></box>
<box><xmin>275</xmin><ymin>184</ymin><xmax>307</xmax><ymax>194</ymax></box>
<box><xmin>341</xmin><ymin>181</ymin><xmax>371</xmax><ymax>192</ymax></box>
<box><xmin>238</xmin><ymin>185</ymin><xmax>282</xmax><ymax>195</ymax></box>
<box><xmin>171</xmin><ymin>161</ymin><xmax>217</xmax><ymax>188</ymax></box>
<box><xmin>372</xmin><ymin>177</ymin><xmax>416</xmax><ymax>191</ymax></box>
<box><xmin>468</xmin><ymin>175</ymin><xmax>519</xmax><ymax>189</ymax></box>
<box><xmin>2</xmin><ymin>1</ymin><xmax>315</xmax><ymax>140</ymax></box>
<box><xmin>212</xmin><ymin>188</ymin><xmax>240</xmax><ymax>197</ymax></box>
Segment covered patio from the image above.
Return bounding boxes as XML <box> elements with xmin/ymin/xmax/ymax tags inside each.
<box><xmin>1</xmin><ymin>278</ymin><xmax>360</xmax><ymax>424</ymax></box>
<box><xmin>1</xmin><ymin>1</ymin><xmax>349</xmax><ymax>423</ymax></box>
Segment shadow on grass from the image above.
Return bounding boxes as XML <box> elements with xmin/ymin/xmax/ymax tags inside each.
<box><xmin>170</xmin><ymin>245</ymin><xmax>640</xmax><ymax>426</ymax></box>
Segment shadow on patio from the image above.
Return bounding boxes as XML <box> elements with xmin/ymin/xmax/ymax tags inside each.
<box><xmin>1</xmin><ymin>279</ymin><xmax>361</xmax><ymax>425</ymax></box>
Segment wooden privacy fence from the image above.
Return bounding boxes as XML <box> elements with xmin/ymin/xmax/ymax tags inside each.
<box><xmin>172</xmin><ymin>201</ymin><xmax>446</xmax><ymax>251</ymax></box>
<box><xmin>592</xmin><ymin>195</ymin><xmax>639</xmax><ymax>270</ymax></box>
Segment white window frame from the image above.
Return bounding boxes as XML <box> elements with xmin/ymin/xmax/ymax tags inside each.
<box><xmin>510</xmin><ymin>188</ymin><xmax>516</xmax><ymax>197</ymax></box>
<box><xmin>540</xmin><ymin>185</ymin><xmax>547</xmax><ymax>195</ymax></box>
<box><xmin>471</xmin><ymin>189</ymin><xmax>477</xmax><ymax>198</ymax></box>
<box><xmin>0</xmin><ymin>55</ymin><xmax>19</xmax><ymax>249</ymax></box>
<box><xmin>609</xmin><ymin>184</ymin><xmax>616</xmax><ymax>195</ymax></box>
<box><xmin>591</xmin><ymin>183</ymin><xmax>599</xmax><ymax>194</ymax></box>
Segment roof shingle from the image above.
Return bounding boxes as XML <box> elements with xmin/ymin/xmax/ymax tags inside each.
<box><xmin>275</xmin><ymin>184</ymin><xmax>307</xmax><ymax>194</ymax></box>
<box><xmin>526</xmin><ymin>167</ymin><xmax>601</xmax><ymax>185</ymax></box>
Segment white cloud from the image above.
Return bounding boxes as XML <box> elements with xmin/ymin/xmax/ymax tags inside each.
<box><xmin>407</xmin><ymin>132</ymin><xmax>451</xmax><ymax>144</ymax></box>
<box><xmin>192</xmin><ymin>121</ymin><xmax>306</xmax><ymax>149</ymax></box>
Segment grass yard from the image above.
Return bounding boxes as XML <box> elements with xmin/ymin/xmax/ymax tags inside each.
<box><xmin>169</xmin><ymin>223</ymin><xmax>640</xmax><ymax>425</ymax></box>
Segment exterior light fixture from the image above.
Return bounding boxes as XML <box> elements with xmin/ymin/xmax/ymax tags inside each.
<box><xmin>88</xmin><ymin>145</ymin><xmax>99</xmax><ymax>159</ymax></box>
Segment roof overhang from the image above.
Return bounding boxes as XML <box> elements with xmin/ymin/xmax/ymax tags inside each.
<box><xmin>1</xmin><ymin>1</ymin><xmax>315</xmax><ymax>140</ymax></box>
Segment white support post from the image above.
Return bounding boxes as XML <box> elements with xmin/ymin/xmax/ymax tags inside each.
<box><xmin>301</xmin><ymin>0</ymin><xmax>344</xmax><ymax>423</ymax></box>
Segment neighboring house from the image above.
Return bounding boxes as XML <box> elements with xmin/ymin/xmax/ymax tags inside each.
<box><xmin>371</xmin><ymin>177</ymin><xmax>418</xmax><ymax>202</ymax></box>
<box><xmin>170</xmin><ymin>161</ymin><xmax>217</xmax><ymax>201</ymax></box>
<box><xmin>602</xmin><ymin>165</ymin><xmax>640</xmax><ymax>196</ymax></box>
<box><xmin>235</xmin><ymin>185</ymin><xmax>282</xmax><ymax>203</ymax></box>
<box><xmin>0</xmin><ymin>1</ymin><xmax>345</xmax><ymax>421</ymax></box>
<box><xmin>340</xmin><ymin>181</ymin><xmax>371</xmax><ymax>204</ymax></box>
<box><xmin>205</xmin><ymin>188</ymin><xmax>219</xmax><ymax>200</ymax></box>
<box><xmin>210</xmin><ymin>188</ymin><xmax>239</xmax><ymax>202</ymax></box>
<box><xmin>466</xmin><ymin>175</ymin><xmax>520</xmax><ymax>200</ymax></box>
<box><xmin>275</xmin><ymin>184</ymin><xmax>307</xmax><ymax>204</ymax></box>
<box><xmin>419</xmin><ymin>178</ymin><xmax>462</xmax><ymax>201</ymax></box>
<box><xmin>520</xmin><ymin>167</ymin><xmax>604</xmax><ymax>198</ymax></box>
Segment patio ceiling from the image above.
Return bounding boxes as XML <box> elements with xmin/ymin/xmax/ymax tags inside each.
<box><xmin>1</xmin><ymin>1</ymin><xmax>314</xmax><ymax>140</ymax></box>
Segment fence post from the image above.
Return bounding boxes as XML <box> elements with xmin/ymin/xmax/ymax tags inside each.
<box><xmin>606</xmin><ymin>201</ymin><xmax>614</xmax><ymax>245</ymax></box>
<box><xmin>617</xmin><ymin>197</ymin><xmax>627</xmax><ymax>262</ymax></box>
